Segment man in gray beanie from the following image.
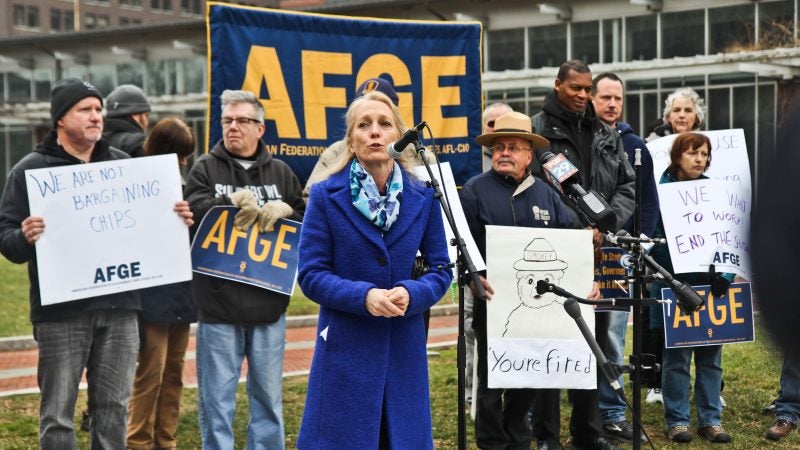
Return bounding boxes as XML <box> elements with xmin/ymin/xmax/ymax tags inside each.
<box><xmin>0</xmin><ymin>78</ymin><xmax>194</xmax><ymax>449</ymax></box>
<box><xmin>103</xmin><ymin>84</ymin><xmax>151</xmax><ymax>157</ymax></box>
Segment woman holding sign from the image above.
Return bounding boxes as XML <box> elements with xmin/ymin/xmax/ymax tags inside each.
<box><xmin>649</xmin><ymin>132</ymin><xmax>734</xmax><ymax>444</ymax></box>
<box><xmin>297</xmin><ymin>90</ymin><xmax>452</xmax><ymax>449</ymax></box>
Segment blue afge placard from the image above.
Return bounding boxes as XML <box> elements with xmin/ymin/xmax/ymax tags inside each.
<box><xmin>661</xmin><ymin>282</ymin><xmax>754</xmax><ymax>348</ymax></box>
<box><xmin>191</xmin><ymin>206</ymin><xmax>300</xmax><ymax>295</ymax></box>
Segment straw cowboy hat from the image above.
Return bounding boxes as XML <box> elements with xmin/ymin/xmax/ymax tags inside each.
<box><xmin>512</xmin><ymin>238</ymin><xmax>568</xmax><ymax>271</ymax></box>
<box><xmin>476</xmin><ymin>111</ymin><xmax>549</xmax><ymax>149</ymax></box>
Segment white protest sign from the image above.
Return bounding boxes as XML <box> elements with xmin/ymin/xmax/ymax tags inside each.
<box><xmin>647</xmin><ymin>129</ymin><xmax>751</xmax><ymax>194</ymax></box>
<box><xmin>648</xmin><ymin>129</ymin><xmax>751</xmax><ymax>279</ymax></box>
<box><xmin>657</xmin><ymin>178</ymin><xmax>750</xmax><ymax>278</ymax></box>
<box><xmin>25</xmin><ymin>154</ymin><xmax>192</xmax><ymax>305</ymax></box>
<box><xmin>486</xmin><ymin>225</ymin><xmax>595</xmax><ymax>389</ymax></box>
<box><xmin>412</xmin><ymin>161</ymin><xmax>484</xmax><ymax>271</ymax></box>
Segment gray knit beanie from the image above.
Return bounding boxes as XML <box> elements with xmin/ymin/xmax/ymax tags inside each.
<box><xmin>106</xmin><ymin>84</ymin><xmax>151</xmax><ymax>118</ymax></box>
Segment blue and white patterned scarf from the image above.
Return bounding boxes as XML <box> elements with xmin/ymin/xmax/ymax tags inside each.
<box><xmin>349</xmin><ymin>159</ymin><xmax>403</xmax><ymax>232</ymax></box>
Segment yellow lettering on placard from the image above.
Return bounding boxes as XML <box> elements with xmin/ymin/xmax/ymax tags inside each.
<box><xmin>707</xmin><ymin>294</ymin><xmax>727</xmax><ymax>325</ymax></box>
<box><xmin>728</xmin><ymin>287</ymin><xmax>744</xmax><ymax>324</ymax></box>
<box><xmin>420</xmin><ymin>55</ymin><xmax>467</xmax><ymax>138</ymax></box>
<box><xmin>200</xmin><ymin>210</ymin><xmax>229</xmax><ymax>252</ymax></box>
<box><xmin>248</xmin><ymin>229</ymin><xmax>272</xmax><ymax>262</ymax></box>
<box><xmin>357</xmin><ymin>54</ymin><xmax>414</xmax><ymax>126</ymax></box>
<box><xmin>271</xmin><ymin>224</ymin><xmax>297</xmax><ymax>269</ymax></box>
<box><xmin>226</xmin><ymin>226</ymin><xmax>248</xmax><ymax>255</ymax></box>
<box><xmin>242</xmin><ymin>46</ymin><xmax>301</xmax><ymax>138</ymax></box>
<box><xmin>302</xmin><ymin>50</ymin><xmax>352</xmax><ymax>139</ymax></box>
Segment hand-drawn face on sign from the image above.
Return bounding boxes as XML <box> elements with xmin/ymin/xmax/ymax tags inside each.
<box><xmin>504</xmin><ymin>238</ymin><xmax>568</xmax><ymax>337</ymax></box>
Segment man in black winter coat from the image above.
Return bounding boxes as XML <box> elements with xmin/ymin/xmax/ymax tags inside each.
<box><xmin>0</xmin><ymin>78</ymin><xmax>193</xmax><ymax>449</ymax></box>
<box><xmin>103</xmin><ymin>84</ymin><xmax>151</xmax><ymax>157</ymax></box>
<box><xmin>529</xmin><ymin>60</ymin><xmax>633</xmax><ymax>450</ymax></box>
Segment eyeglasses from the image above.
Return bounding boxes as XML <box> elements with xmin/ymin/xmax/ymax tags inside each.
<box><xmin>221</xmin><ymin>117</ymin><xmax>262</xmax><ymax>127</ymax></box>
<box><xmin>490</xmin><ymin>143</ymin><xmax>531</xmax><ymax>154</ymax></box>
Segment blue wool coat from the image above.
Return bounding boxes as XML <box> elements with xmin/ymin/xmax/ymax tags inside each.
<box><xmin>297</xmin><ymin>165</ymin><xmax>452</xmax><ymax>450</ymax></box>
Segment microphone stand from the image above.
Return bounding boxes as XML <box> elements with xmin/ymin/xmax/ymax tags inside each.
<box><xmin>411</xmin><ymin>135</ymin><xmax>485</xmax><ymax>450</ymax></box>
<box><xmin>630</xmin><ymin>149</ymin><xmax>645</xmax><ymax>450</ymax></box>
<box><xmin>535</xmin><ymin>280</ymin><xmax>659</xmax><ymax>447</ymax></box>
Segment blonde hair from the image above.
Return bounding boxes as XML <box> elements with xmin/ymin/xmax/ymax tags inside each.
<box><xmin>322</xmin><ymin>90</ymin><xmax>420</xmax><ymax>179</ymax></box>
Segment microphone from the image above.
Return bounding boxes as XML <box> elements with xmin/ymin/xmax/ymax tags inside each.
<box><xmin>537</xmin><ymin>151</ymin><xmax>617</xmax><ymax>231</ymax></box>
<box><xmin>563</xmin><ymin>298</ymin><xmax>627</xmax><ymax>401</ymax></box>
<box><xmin>387</xmin><ymin>121</ymin><xmax>426</xmax><ymax>158</ymax></box>
<box><xmin>605</xmin><ymin>229</ymin><xmax>666</xmax><ymax>247</ymax></box>
<box><xmin>641</xmin><ymin>253</ymin><xmax>706</xmax><ymax>313</ymax></box>
<box><xmin>535</xmin><ymin>279</ymin><xmax>573</xmax><ymax>299</ymax></box>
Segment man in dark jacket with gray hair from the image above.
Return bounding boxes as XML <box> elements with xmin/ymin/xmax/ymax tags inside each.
<box><xmin>185</xmin><ymin>89</ymin><xmax>305</xmax><ymax>449</ymax></box>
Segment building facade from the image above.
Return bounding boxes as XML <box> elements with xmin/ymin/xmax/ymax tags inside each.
<box><xmin>0</xmin><ymin>0</ymin><xmax>797</xmax><ymax>192</ymax></box>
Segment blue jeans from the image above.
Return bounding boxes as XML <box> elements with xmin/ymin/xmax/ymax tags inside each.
<box><xmin>662</xmin><ymin>344</ymin><xmax>723</xmax><ymax>427</ymax></box>
<box><xmin>776</xmin><ymin>354</ymin><xmax>800</xmax><ymax>424</ymax></box>
<box><xmin>35</xmin><ymin>310</ymin><xmax>139</xmax><ymax>450</ymax></box>
<box><xmin>598</xmin><ymin>311</ymin><xmax>628</xmax><ymax>424</ymax></box>
<box><xmin>197</xmin><ymin>317</ymin><xmax>286</xmax><ymax>450</ymax></box>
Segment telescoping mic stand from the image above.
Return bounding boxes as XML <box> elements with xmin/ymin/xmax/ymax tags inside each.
<box><xmin>603</xmin><ymin>149</ymin><xmax>707</xmax><ymax>449</ymax></box>
<box><xmin>535</xmin><ymin>280</ymin><xmax>662</xmax><ymax>449</ymax></box>
<box><xmin>407</xmin><ymin>123</ymin><xmax>485</xmax><ymax>450</ymax></box>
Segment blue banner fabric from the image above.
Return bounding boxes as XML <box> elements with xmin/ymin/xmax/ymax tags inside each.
<box><xmin>207</xmin><ymin>3</ymin><xmax>483</xmax><ymax>186</ymax></box>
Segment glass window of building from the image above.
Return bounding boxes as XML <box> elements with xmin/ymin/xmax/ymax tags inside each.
<box><xmin>33</xmin><ymin>69</ymin><xmax>50</xmax><ymax>102</ymax></box>
<box><xmin>529</xmin><ymin>23</ymin><xmax>567</xmax><ymax>68</ymax></box>
<box><xmin>50</xmin><ymin>9</ymin><xmax>61</xmax><ymax>31</ymax></box>
<box><xmin>63</xmin><ymin>66</ymin><xmax>88</xmax><ymax>80</ymax></box>
<box><xmin>13</xmin><ymin>5</ymin><xmax>25</xmax><ymax>27</ymax></box>
<box><xmin>147</xmin><ymin>60</ymin><xmax>167</xmax><ymax>96</ymax></box>
<box><xmin>572</xmin><ymin>21</ymin><xmax>599</xmax><ymax>64</ymax></box>
<box><xmin>89</xmin><ymin>64</ymin><xmax>115</xmax><ymax>95</ymax></box>
<box><xmin>602</xmin><ymin>18</ymin><xmax>622</xmax><ymax>63</ymax></box>
<box><xmin>709</xmin><ymin>4</ymin><xmax>755</xmax><ymax>53</ymax></box>
<box><xmin>626</xmin><ymin>15</ymin><xmax>657</xmax><ymax>61</ymax></box>
<box><xmin>98</xmin><ymin>15</ymin><xmax>109</xmax><ymax>28</ymax></box>
<box><xmin>707</xmin><ymin>87</ymin><xmax>729</xmax><ymax>131</ymax></box>
<box><xmin>151</xmin><ymin>0</ymin><xmax>172</xmax><ymax>11</ymax></box>
<box><xmin>7</xmin><ymin>72</ymin><xmax>31</xmax><ymax>102</ymax></box>
<box><xmin>121</xmin><ymin>0</ymin><xmax>143</xmax><ymax>7</ymax></box>
<box><xmin>26</xmin><ymin>6</ymin><xmax>39</xmax><ymax>28</ymax></box>
<box><xmin>120</xmin><ymin>17</ymin><xmax>130</xmax><ymax>26</ymax></box>
<box><xmin>759</xmin><ymin>0</ymin><xmax>795</xmax><ymax>48</ymax></box>
<box><xmin>181</xmin><ymin>0</ymin><xmax>202</xmax><ymax>15</ymax></box>
<box><xmin>661</xmin><ymin>10</ymin><xmax>705</xmax><ymax>58</ymax></box>
<box><xmin>182</xmin><ymin>57</ymin><xmax>205</xmax><ymax>94</ymax></box>
<box><xmin>85</xmin><ymin>13</ymin><xmax>96</xmax><ymax>30</ymax></box>
<box><xmin>64</xmin><ymin>12</ymin><xmax>74</xmax><ymax>31</ymax></box>
<box><xmin>118</xmin><ymin>62</ymin><xmax>144</xmax><ymax>87</ymax></box>
<box><xmin>487</xmin><ymin>28</ymin><xmax>524</xmax><ymax>71</ymax></box>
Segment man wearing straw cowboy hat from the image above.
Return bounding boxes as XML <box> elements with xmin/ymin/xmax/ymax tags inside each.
<box><xmin>460</xmin><ymin>111</ymin><xmax>607</xmax><ymax>450</ymax></box>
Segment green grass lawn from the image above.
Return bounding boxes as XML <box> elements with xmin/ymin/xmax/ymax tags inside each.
<box><xmin>1</xmin><ymin>320</ymin><xmax>798</xmax><ymax>449</ymax></box>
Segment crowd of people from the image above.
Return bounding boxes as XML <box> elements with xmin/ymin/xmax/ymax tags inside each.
<box><xmin>0</xmin><ymin>58</ymin><xmax>794</xmax><ymax>450</ymax></box>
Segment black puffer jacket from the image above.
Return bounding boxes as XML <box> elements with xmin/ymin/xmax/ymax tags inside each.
<box><xmin>103</xmin><ymin>117</ymin><xmax>145</xmax><ymax>158</ymax></box>
<box><xmin>185</xmin><ymin>140</ymin><xmax>306</xmax><ymax>324</ymax></box>
<box><xmin>531</xmin><ymin>90</ymin><xmax>635</xmax><ymax>231</ymax></box>
<box><xmin>0</xmin><ymin>131</ymin><xmax>140</xmax><ymax>323</ymax></box>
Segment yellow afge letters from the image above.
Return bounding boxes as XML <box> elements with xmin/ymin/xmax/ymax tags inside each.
<box><xmin>200</xmin><ymin>210</ymin><xmax>296</xmax><ymax>268</ymax></box>
<box><xmin>240</xmin><ymin>46</ymin><xmax>468</xmax><ymax>142</ymax></box>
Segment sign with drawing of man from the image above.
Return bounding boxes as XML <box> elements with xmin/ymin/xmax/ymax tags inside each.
<box><xmin>486</xmin><ymin>226</ymin><xmax>596</xmax><ymax>389</ymax></box>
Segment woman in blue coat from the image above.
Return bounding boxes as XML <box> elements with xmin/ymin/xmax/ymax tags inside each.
<box><xmin>297</xmin><ymin>90</ymin><xmax>453</xmax><ymax>449</ymax></box>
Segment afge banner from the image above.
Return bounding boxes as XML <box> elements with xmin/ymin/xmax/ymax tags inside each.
<box><xmin>661</xmin><ymin>282</ymin><xmax>754</xmax><ymax>348</ymax></box>
<box><xmin>25</xmin><ymin>154</ymin><xmax>192</xmax><ymax>305</ymax></box>
<box><xmin>191</xmin><ymin>206</ymin><xmax>300</xmax><ymax>295</ymax></box>
<box><xmin>207</xmin><ymin>3</ymin><xmax>483</xmax><ymax>186</ymax></box>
